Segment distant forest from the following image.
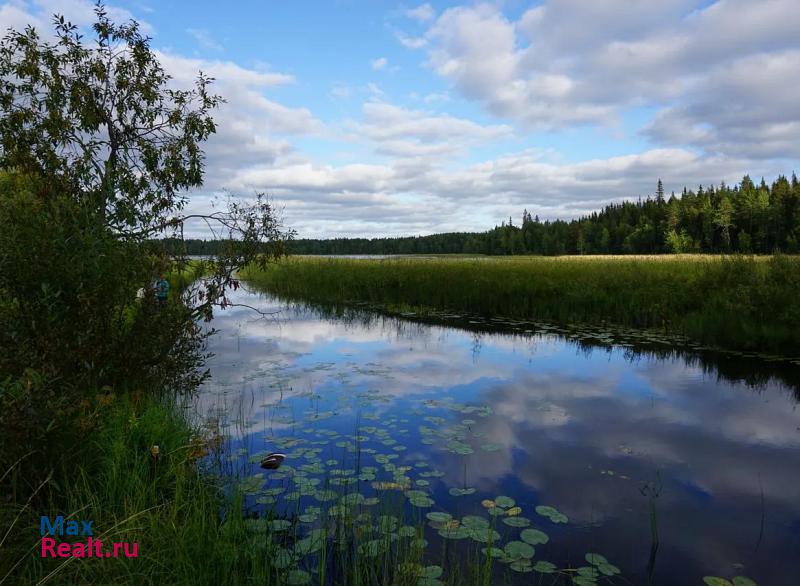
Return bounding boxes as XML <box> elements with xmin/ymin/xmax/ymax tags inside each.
<box><xmin>167</xmin><ymin>174</ymin><xmax>800</xmax><ymax>256</ymax></box>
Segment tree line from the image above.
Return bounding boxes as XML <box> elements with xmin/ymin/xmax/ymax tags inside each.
<box><xmin>266</xmin><ymin>174</ymin><xmax>798</xmax><ymax>256</ymax></box>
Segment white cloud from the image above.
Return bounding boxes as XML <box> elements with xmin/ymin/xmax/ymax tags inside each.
<box><xmin>370</xmin><ymin>56</ymin><xmax>388</xmax><ymax>70</ymax></box>
<box><xmin>417</xmin><ymin>0</ymin><xmax>800</xmax><ymax>161</ymax></box>
<box><xmin>405</xmin><ymin>3</ymin><xmax>435</xmax><ymax>22</ymax></box>
<box><xmin>186</xmin><ymin>27</ymin><xmax>223</xmax><ymax>52</ymax></box>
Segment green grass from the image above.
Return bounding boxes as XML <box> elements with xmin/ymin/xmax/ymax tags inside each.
<box><xmin>240</xmin><ymin>254</ymin><xmax>800</xmax><ymax>356</ymax></box>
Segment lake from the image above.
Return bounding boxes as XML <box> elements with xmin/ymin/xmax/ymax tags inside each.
<box><xmin>195</xmin><ymin>285</ymin><xmax>800</xmax><ymax>585</ymax></box>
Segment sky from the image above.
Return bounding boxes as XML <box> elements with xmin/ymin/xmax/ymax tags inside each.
<box><xmin>1</xmin><ymin>0</ymin><xmax>798</xmax><ymax>238</ymax></box>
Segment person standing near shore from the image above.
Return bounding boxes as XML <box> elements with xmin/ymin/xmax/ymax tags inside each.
<box><xmin>156</xmin><ymin>274</ymin><xmax>170</xmax><ymax>306</ymax></box>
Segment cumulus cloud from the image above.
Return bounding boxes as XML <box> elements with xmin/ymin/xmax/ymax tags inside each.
<box><xmin>417</xmin><ymin>0</ymin><xmax>800</xmax><ymax>159</ymax></box>
<box><xmin>405</xmin><ymin>3</ymin><xmax>435</xmax><ymax>22</ymax></box>
<box><xmin>370</xmin><ymin>56</ymin><xmax>388</xmax><ymax>70</ymax></box>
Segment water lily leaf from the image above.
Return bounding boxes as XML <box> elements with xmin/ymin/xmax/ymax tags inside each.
<box><xmin>585</xmin><ymin>553</ymin><xmax>608</xmax><ymax>566</ymax></box>
<box><xmin>509</xmin><ymin>559</ymin><xmax>533</xmax><ymax>573</ymax></box>
<box><xmin>535</xmin><ymin>505</ymin><xmax>568</xmax><ymax>523</ymax></box>
<box><xmin>340</xmin><ymin>493</ymin><xmax>365</xmax><ymax>506</ymax></box>
<box><xmin>577</xmin><ymin>566</ymin><xmax>600</xmax><ymax>579</ymax></box>
<box><xmin>469</xmin><ymin>528</ymin><xmax>500</xmax><ymax>543</ymax></box>
<box><xmin>504</xmin><ymin>541</ymin><xmax>535</xmax><ymax>559</ymax></box>
<box><xmin>520</xmin><ymin>528</ymin><xmax>549</xmax><ymax>545</ymax></box>
<box><xmin>502</xmin><ymin>516</ymin><xmax>531</xmax><ymax>528</ymax></box>
<box><xmin>703</xmin><ymin>579</ymin><xmax>733</xmax><ymax>586</ymax></box>
<box><xmin>399</xmin><ymin>526</ymin><xmax>417</xmax><ymax>538</ymax></box>
<box><xmin>482</xmin><ymin>547</ymin><xmax>505</xmax><ymax>558</ymax></box>
<box><xmin>410</xmin><ymin>495</ymin><xmax>435</xmax><ymax>508</ymax></box>
<box><xmin>438</xmin><ymin>526</ymin><xmax>471</xmax><ymax>540</ymax></box>
<box><xmin>732</xmin><ymin>578</ymin><xmax>757</xmax><ymax>586</ymax></box>
<box><xmin>481</xmin><ymin>443</ymin><xmax>502</xmax><ymax>452</ymax></box>
<box><xmin>599</xmin><ymin>563</ymin><xmax>621</xmax><ymax>576</ymax></box>
<box><xmin>495</xmin><ymin>496</ymin><xmax>515</xmax><ymax>508</ymax></box>
<box><xmin>426</xmin><ymin>512</ymin><xmax>452</xmax><ymax>523</ymax></box>
<box><xmin>449</xmin><ymin>487</ymin><xmax>476</xmax><ymax>496</ymax></box>
<box><xmin>459</xmin><ymin>515</ymin><xmax>488</xmax><ymax>529</ymax></box>
<box><xmin>269</xmin><ymin>519</ymin><xmax>292</xmax><ymax>531</ymax></box>
<box><xmin>314</xmin><ymin>489</ymin><xmax>338</xmax><ymax>502</ymax></box>
<box><xmin>533</xmin><ymin>561</ymin><xmax>557</xmax><ymax>573</ymax></box>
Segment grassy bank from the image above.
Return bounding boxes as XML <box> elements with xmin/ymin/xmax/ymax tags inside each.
<box><xmin>0</xmin><ymin>392</ymin><xmax>273</xmax><ymax>585</ymax></box>
<box><xmin>241</xmin><ymin>254</ymin><xmax>800</xmax><ymax>356</ymax></box>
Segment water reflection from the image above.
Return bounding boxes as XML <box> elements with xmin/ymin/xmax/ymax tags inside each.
<box><xmin>197</xmin><ymin>288</ymin><xmax>800</xmax><ymax>585</ymax></box>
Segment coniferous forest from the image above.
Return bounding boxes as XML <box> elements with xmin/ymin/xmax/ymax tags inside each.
<box><xmin>264</xmin><ymin>175</ymin><xmax>799</xmax><ymax>256</ymax></box>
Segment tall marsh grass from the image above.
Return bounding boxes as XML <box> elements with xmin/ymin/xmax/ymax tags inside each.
<box><xmin>241</xmin><ymin>255</ymin><xmax>800</xmax><ymax>356</ymax></box>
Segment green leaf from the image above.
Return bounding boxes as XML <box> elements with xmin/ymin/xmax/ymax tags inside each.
<box><xmin>502</xmin><ymin>516</ymin><xmax>530</xmax><ymax>528</ymax></box>
<box><xmin>585</xmin><ymin>553</ymin><xmax>608</xmax><ymax>566</ymax></box>
<box><xmin>504</xmin><ymin>541</ymin><xmax>535</xmax><ymax>559</ymax></box>
<box><xmin>520</xmin><ymin>528</ymin><xmax>549</xmax><ymax>545</ymax></box>
<box><xmin>495</xmin><ymin>496</ymin><xmax>515</xmax><ymax>508</ymax></box>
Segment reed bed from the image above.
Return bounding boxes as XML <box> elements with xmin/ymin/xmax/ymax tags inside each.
<box><xmin>241</xmin><ymin>254</ymin><xmax>800</xmax><ymax>356</ymax></box>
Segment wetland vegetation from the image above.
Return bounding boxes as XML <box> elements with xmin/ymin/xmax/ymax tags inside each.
<box><xmin>241</xmin><ymin>254</ymin><xmax>800</xmax><ymax>358</ymax></box>
<box><xmin>1</xmin><ymin>6</ymin><xmax>797</xmax><ymax>586</ymax></box>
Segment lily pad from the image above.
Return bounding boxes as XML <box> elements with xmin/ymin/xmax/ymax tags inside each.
<box><xmin>438</xmin><ymin>526</ymin><xmax>471</xmax><ymax>540</ymax></box>
<box><xmin>703</xmin><ymin>580</ymin><xmax>733</xmax><ymax>586</ymax></box>
<box><xmin>509</xmin><ymin>559</ymin><xmax>533</xmax><ymax>573</ymax></box>
<box><xmin>535</xmin><ymin>505</ymin><xmax>568</xmax><ymax>523</ymax></box>
<box><xmin>599</xmin><ymin>563</ymin><xmax>621</xmax><ymax>576</ymax></box>
<box><xmin>398</xmin><ymin>526</ymin><xmax>417</xmax><ymax>538</ymax></box>
<box><xmin>469</xmin><ymin>528</ymin><xmax>501</xmax><ymax>543</ymax></box>
<box><xmin>409</xmin><ymin>496</ymin><xmax>435</xmax><ymax>508</ymax></box>
<box><xmin>495</xmin><ymin>496</ymin><xmax>515</xmax><ymax>508</ymax></box>
<box><xmin>502</xmin><ymin>516</ymin><xmax>531</xmax><ymax>528</ymax></box>
<box><xmin>269</xmin><ymin>519</ymin><xmax>292</xmax><ymax>531</ymax></box>
<box><xmin>520</xmin><ymin>528</ymin><xmax>549</xmax><ymax>545</ymax></box>
<box><xmin>732</xmin><ymin>578</ymin><xmax>757</xmax><ymax>586</ymax></box>
<box><xmin>481</xmin><ymin>547</ymin><xmax>506</xmax><ymax>558</ymax></box>
<box><xmin>533</xmin><ymin>560</ymin><xmax>557</xmax><ymax>574</ymax></box>
<box><xmin>426</xmin><ymin>512</ymin><xmax>452</xmax><ymax>523</ymax></box>
<box><xmin>504</xmin><ymin>541</ymin><xmax>535</xmax><ymax>559</ymax></box>
<box><xmin>585</xmin><ymin>553</ymin><xmax>608</xmax><ymax>566</ymax></box>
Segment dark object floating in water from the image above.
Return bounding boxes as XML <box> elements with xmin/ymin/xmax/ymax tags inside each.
<box><xmin>260</xmin><ymin>453</ymin><xmax>286</xmax><ymax>470</ymax></box>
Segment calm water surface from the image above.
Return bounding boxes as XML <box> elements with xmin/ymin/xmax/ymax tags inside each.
<box><xmin>196</xmin><ymin>287</ymin><xmax>800</xmax><ymax>585</ymax></box>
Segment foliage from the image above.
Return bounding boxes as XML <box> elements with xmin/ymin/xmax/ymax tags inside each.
<box><xmin>241</xmin><ymin>254</ymin><xmax>800</xmax><ymax>356</ymax></box>
<box><xmin>0</xmin><ymin>1</ymin><xmax>289</xmax><ymax>550</ymax></box>
<box><xmin>0</xmin><ymin>4</ymin><xmax>221</xmax><ymax>235</ymax></box>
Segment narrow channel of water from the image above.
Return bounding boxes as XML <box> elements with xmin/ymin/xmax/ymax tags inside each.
<box><xmin>196</xmin><ymin>286</ymin><xmax>800</xmax><ymax>585</ymax></box>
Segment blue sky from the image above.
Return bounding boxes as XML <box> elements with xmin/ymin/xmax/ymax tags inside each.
<box><xmin>1</xmin><ymin>0</ymin><xmax>798</xmax><ymax>237</ymax></box>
